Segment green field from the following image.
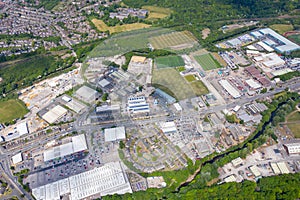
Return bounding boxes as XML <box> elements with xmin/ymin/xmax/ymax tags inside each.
<box><xmin>194</xmin><ymin>53</ymin><xmax>222</xmax><ymax>71</ymax></box>
<box><xmin>149</xmin><ymin>31</ymin><xmax>197</xmax><ymax>50</ymax></box>
<box><xmin>0</xmin><ymin>99</ymin><xmax>28</xmax><ymax>123</ymax></box>
<box><xmin>269</xmin><ymin>24</ymin><xmax>294</xmax><ymax>35</ymax></box>
<box><xmin>288</xmin><ymin>34</ymin><xmax>300</xmax><ymax>45</ymax></box>
<box><xmin>152</xmin><ymin>68</ymin><xmax>195</xmax><ymax>100</ymax></box>
<box><xmin>287</xmin><ymin>111</ymin><xmax>300</xmax><ymax>138</ymax></box>
<box><xmin>184</xmin><ymin>75</ymin><xmax>196</xmax><ymax>82</ymax></box>
<box><xmin>190</xmin><ymin>81</ymin><xmax>209</xmax><ymax>96</ymax></box>
<box><xmin>155</xmin><ymin>55</ymin><xmax>185</xmax><ymax>69</ymax></box>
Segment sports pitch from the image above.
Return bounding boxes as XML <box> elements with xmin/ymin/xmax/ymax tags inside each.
<box><xmin>149</xmin><ymin>31</ymin><xmax>197</xmax><ymax>50</ymax></box>
<box><xmin>194</xmin><ymin>53</ymin><xmax>222</xmax><ymax>71</ymax></box>
<box><xmin>155</xmin><ymin>55</ymin><xmax>185</xmax><ymax>69</ymax></box>
<box><xmin>152</xmin><ymin>68</ymin><xmax>195</xmax><ymax>100</ymax></box>
<box><xmin>0</xmin><ymin>99</ymin><xmax>28</xmax><ymax>123</ymax></box>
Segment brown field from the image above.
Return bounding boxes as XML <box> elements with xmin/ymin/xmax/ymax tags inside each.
<box><xmin>142</xmin><ymin>6</ymin><xmax>172</xmax><ymax>20</ymax></box>
<box><xmin>211</xmin><ymin>52</ymin><xmax>227</xmax><ymax>67</ymax></box>
<box><xmin>91</xmin><ymin>19</ymin><xmax>151</xmax><ymax>34</ymax></box>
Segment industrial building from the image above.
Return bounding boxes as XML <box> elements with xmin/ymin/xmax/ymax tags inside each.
<box><xmin>253</xmin><ymin>52</ymin><xmax>285</xmax><ymax>68</ymax></box>
<box><xmin>75</xmin><ymin>86</ymin><xmax>98</xmax><ymax>103</ymax></box>
<box><xmin>127</xmin><ymin>96</ymin><xmax>150</xmax><ymax>114</ymax></box>
<box><xmin>219</xmin><ymin>80</ymin><xmax>241</xmax><ymax>99</ymax></box>
<box><xmin>257</xmin><ymin>28</ymin><xmax>300</xmax><ymax>53</ymax></box>
<box><xmin>32</xmin><ymin>162</ymin><xmax>132</xmax><ymax>200</ymax></box>
<box><xmin>42</xmin><ymin>105</ymin><xmax>68</xmax><ymax>124</ymax></box>
<box><xmin>283</xmin><ymin>141</ymin><xmax>300</xmax><ymax>155</ymax></box>
<box><xmin>249</xmin><ymin>165</ymin><xmax>261</xmax><ymax>177</ymax></box>
<box><xmin>154</xmin><ymin>88</ymin><xmax>176</xmax><ymax>104</ymax></box>
<box><xmin>104</xmin><ymin>126</ymin><xmax>126</xmax><ymax>142</ymax></box>
<box><xmin>12</xmin><ymin>153</ymin><xmax>23</xmax><ymax>165</ymax></box>
<box><xmin>231</xmin><ymin>157</ymin><xmax>243</xmax><ymax>167</ymax></box>
<box><xmin>160</xmin><ymin>122</ymin><xmax>177</xmax><ymax>134</ymax></box>
<box><xmin>224</xmin><ymin>175</ymin><xmax>237</xmax><ymax>183</ymax></box>
<box><xmin>43</xmin><ymin>134</ymin><xmax>87</xmax><ymax>162</ymax></box>
<box><xmin>245</xmin><ymin>79</ymin><xmax>262</xmax><ymax>90</ymax></box>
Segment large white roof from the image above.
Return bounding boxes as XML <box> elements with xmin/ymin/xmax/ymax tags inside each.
<box><xmin>32</xmin><ymin>162</ymin><xmax>132</xmax><ymax>200</ymax></box>
<box><xmin>42</xmin><ymin>105</ymin><xmax>68</xmax><ymax>124</ymax></box>
<box><xmin>245</xmin><ymin>79</ymin><xmax>262</xmax><ymax>90</ymax></box>
<box><xmin>16</xmin><ymin>122</ymin><xmax>29</xmax><ymax>136</ymax></box>
<box><xmin>104</xmin><ymin>127</ymin><xmax>126</xmax><ymax>142</ymax></box>
<box><xmin>12</xmin><ymin>153</ymin><xmax>23</xmax><ymax>164</ymax></box>
<box><xmin>160</xmin><ymin>121</ymin><xmax>177</xmax><ymax>133</ymax></box>
<box><xmin>277</xmin><ymin>162</ymin><xmax>289</xmax><ymax>174</ymax></box>
<box><xmin>219</xmin><ymin>80</ymin><xmax>241</xmax><ymax>99</ymax></box>
<box><xmin>44</xmin><ymin>134</ymin><xmax>87</xmax><ymax>162</ymax></box>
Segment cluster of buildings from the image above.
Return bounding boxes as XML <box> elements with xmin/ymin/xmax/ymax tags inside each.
<box><xmin>109</xmin><ymin>8</ymin><xmax>148</xmax><ymax>20</ymax></box>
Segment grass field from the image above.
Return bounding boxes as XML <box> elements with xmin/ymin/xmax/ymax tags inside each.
<box><xmin>91</xmin><ymin>19</ymin><xmax>151</xmax><ymax>34</ymax></box>
<box><xmin>0</xmin><ymin>99</ymin><xmax>28</xmax><ymax>123</ymax></box>
<box><xmin>152</xmin><ymin>68</ymin><xmax>195</xmax><ymax>100</ymax></box>
<box><xmin>287</xmin><ymin>111</ymin><xmax>300</xmax><ymax>138</ymax></box>
<box><xmin>288</xmin><ymin>34</ymin><xmax>300</xmax><ymax>45</ymax></box>
<box><xmin>142</xmin><ymin>6</ymin><xmax>172</xmax><ymax>20</ymax></box>
<box><xmin>149</xmin><ymin>31</ymin><xmax>197</xmax><ymax>50</ymax></box>
<box><xmin>184</xmin><ymin>75</ymin><xmax>196</xmax><ymax>82</ymax></box>
<box><xmin>270</xmin><ymin>24</ymin><xmax>294</xmax><ymax>34</ymax></box>
<box><xmin>194</xmin><ymin>53</ymin><xmax>222</xmax><ymax>71</ymax></box>
<box><xmin>155</xmin><ymin>55</ymin><xmax>185</xmax><ymax>69</ymax></box>
<box><xmin>211</xmin><ymin>52</ymin><xmax>226</xmax><ymax>67</ymax></box>
<box><xmin>190</xmin><ymin>81</ymin><xmax>208</xmax><ymax>96</ymax></box>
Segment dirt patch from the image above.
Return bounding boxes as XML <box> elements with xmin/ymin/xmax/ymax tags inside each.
<box><xmin>202</xmin><ymin>28</ymin><xmax>211</xmax><ymax>39</ymax></box>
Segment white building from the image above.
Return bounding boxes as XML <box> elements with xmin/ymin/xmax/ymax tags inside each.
<box><xmin>127</xmin><ymin>96</ymin><xmax>149</xmax><ymax>114</ymax></box>
<box><xmin>245</xmin><ymin>79</ymin><xmax>262</xmax><ymax>90</ymax></box>
<box><xmin>219</xmin><ymin>80</ymin><xmax>241</xmax><ymax>99</ymax></box>
<box><xmin>42</xmin><ymin>105</ymin><xmax>68</xmax><ymax>124</ymax></box>
<box><xmin>32</xmin><ymin>162</ymin><xmax>132</xmax><ymax>200</ymax></box>
<box><xmin>283</xmin><ymin>142</ymin><xmax>300</xmax><ymax>155</ymax></box>
<box><xmin>160</xmin><ymin>122</ymin><xmax>177</xmax><ymax>134</ymax></box>
<box><xmin>12</xmin><ymin>153</ymin><xmax>23</xmax><ymax>165</ymax></box>
<box><xmin>104</xmin><ymin>127</ymin><xmax>126</xmax><ymax>142</ymax></box>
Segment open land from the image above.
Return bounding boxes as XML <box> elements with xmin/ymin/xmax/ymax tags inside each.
<box><xmin>184</xmin><ymin>74</ymin><xmax>196</xmax><ymax>82</ymax></box>
<box><xmin>0</xmin><ymin>99</ymin><xmax>28</xmax><ymax>123</ymax></box>
<box><xmin>155</xmin><ymin>55</ymin><xmax>185</xmax><ymax>69</ymax></box>
<box><xmin>269</xmin><ymin>24</ymin><xmax>294</xmax><ymax>34</ymax></box>
<box><xmin>91</xmin><ymin>19</ymin><xmax>151</xmax><ymax>34</ymax></box>
<box><xmin>142</xmin><ymin>6</ymin><xmax>172</xmax><ymax>20</ymax></box>
<box><xmin>287</xmin><ymin>111</ymin><xmax>300</xmax><ymax>138</ymax></box>
<box><xmin>288</xmin><ymin>34</ymin><xmax>300</xmax><ymax>45</ymax></box>
<box><xmin>152</xmin><ymin>68</ymin><xmax>195</xmax><ymax>100</ymax></box>
<box><xmin>211</xmin><ymin>52</ymin><xmax>227</xmax><ymax>67</ymax></box>
<box><xmin>89</xmin><ymin>28</ymin><xmax>173</xmax><ymax>57</ymax></box>
<box><xmin>190</xmin><ymin>80</ymin><xmax>209</xmax><ymax>96</ymax></box>
<box><xmin>149</xmin><ymin>31</ymin><xmax>197</xmax><ymax>50</ymax></box>
<box><xmin>194</xmin><ymin>53</ymin><xmax>222</xmax><ymax>71</ymax></box>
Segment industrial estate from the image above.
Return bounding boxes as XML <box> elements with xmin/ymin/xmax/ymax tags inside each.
<box><xmin>0</xmin><ymin>0</ymin><xmax>300</xmax><ymax>199</ymax></box>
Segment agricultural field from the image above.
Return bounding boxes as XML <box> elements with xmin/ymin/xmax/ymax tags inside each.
<box><xmin>152</xmin><ymin>68</ymin><xmax>195</xmax><ymax>100</ymax></box>
<box><xmin>89</xmin><ymin>28</ymin><xmax>173</xmax><ymax>57</ymax></box>
<box><xmin>0</xmin><ymin>99</ymin><xmax>28</xmax><ymax>123</ymax></box>
<box><xmin>149</xmin><ymin>31</ymin><xmax>197</xmax><ymax>50</ymax></box>
<box><xmin>288</xmin><ymin>34</ymin><xmax>300</xmax><ymax>45</ymax></box>
<box><xmin>142</xmin><ymin>6</ymin><xmax>172</xmax><ymax>20</ymax></box>
<box><xmin>184</xmin><ymin>74</ymin><xmax>196</xmax><ymax>82</ymax></box>
<box><xmin>194</xmin><ymin>53</ymin><xmax>222</xmax><ymax>71</ymax></box>
<box><xmin>287</xmin><ymin>111</ymin><xmax>300</xmax><ymax>138</ymax></box>
<box><xmin>155</xmin><ymin>55</ymin><xmax>185</xmax><ymax>69</ymax></box>
<box><xmin>270</xmin><ymin>24</ymin><xmax>294</xmax><ymax>34</ymax></box>
<box><xmin>91</xmin><ymin>19</ymin><xmax>151</xmax><ymax>34</ymax></box>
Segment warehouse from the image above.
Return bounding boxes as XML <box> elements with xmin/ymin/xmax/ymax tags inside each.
<box><xmin>104</xmin><ymin>126</ymin><xmax>126</xmax><ymax>142</ymax></box>
<box><xmin>277</xmin><ymin>162</ymin><xmax>290</xmax><ymax>174</ymax></box>
<box><xmin>75</xmin><ymin>86</ymin><xmax>98</xmax><ymax>103</ymax></box>
<box><xmin>65</xmin><ymin>99</ymin><xmax>86</xmax><ymax>113</ymax></box>
<box><xmin>231</xmin><ymin>157</ymin><xmax>243</xmax><ymax>167</ymax></box>
<box><xmin>283</xmin><ymin>142</ymin><xmax>300</xmax><ymax>155</ymax></box>
<box><xmin>249</xmin><ymin>165</ymin><xmax>261</xmax><ymax>177</ymax></box>
<box><xmin>257</xmin><ymin>41</ymin><xmax>274</xmax><ymax>52</ymax></box>
<box><xmin>43</xmin><ymin>134</ymin><xmax>87</xmax><ymax>162</ymax></box>
<box><xmin>12</xmin><ymin>153</ymin><xmax>23</xmax><ymax>165</ymax></box>
<box><xmin>127</xmin><ymin>96</ymin><xmax>150</xmax><ymax>114</ymax></box>
<box><xmin>245</xmin><ymin>79</ymin><xmax>262</xmax><ymax>90</ymax></box>
<box><xmin>270</xmin><ymin>163</ymin><xmax>281</xmax><ymax>175</ymax></box>
<box><xmin>261</xmin><ymin>53</ymin><xmax>285</xmax><ymax>68</ymax></box>
<box><xmin>32</xmin><ymin>162</ymin><xmax>132</xmax><ymax>200</ymax></box>
<box><xmin>16</xmin><ymin>122</ymin><xmax>29</xmax><ymax>136</ymax></box>
<box><xmin>42</xmin><ymin>105</ymin><xmax>68</xmax><ymax>124</ymax></box>
<box><xmin>219</xmin><ymin>80</ymin><xmax>241</xmax><ymax>99</ymax></box>
<box><xmin>224</xmin><ymin>175</ymin><xmax>237</xmax><ymax>183</ymax></box>
<box><xmin>258</xmin><ymin>28</ymin><xmax>300</xmax><ymax>53</ymax></box>
<box><xmin>160</xmin><ymin>121</ymin><xmax>177</xmax><ymax>134</ymax></box>
<box><xmin>154</xmin><ymin>89</ymin><xmax>176</xmax><ymax>104</ymax></box>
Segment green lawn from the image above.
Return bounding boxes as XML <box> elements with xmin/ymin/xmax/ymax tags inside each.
<box><xmin>190</xmin><ymin>80</ymin><xmax>209</xmax><ymax>96</ymax></box>
<box><xmin>155</xmin><ymin>55</ymin><xmax>185</xmax><ymax>69</ymax></box>
<box><xmin>184</xmin><ymin>74</ymin><xmax>196</xmax><ymax>82</ymax></box>
<box><xmin>287</xmin><ymin>111</ymin><xmax>300</xmax><ymax>138</ymax></box>
<box><xmin>194</xmin><ymin>53</ymin><xmax>222</xmax><ymax>71</ymax></box>
<box><xmin>152</xmin><ymin>68</ymin><xmax>195</xmax><ymax>100</ymax></box>
<box><xmin>288</xmin><ymin>34</ymin><xmax>300</xmax><ymax>45</ymax></box>
<box><xmin>0</xmin><ymin>99</ymin><xmax>28</xmax><ymax>123</ymax></box>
